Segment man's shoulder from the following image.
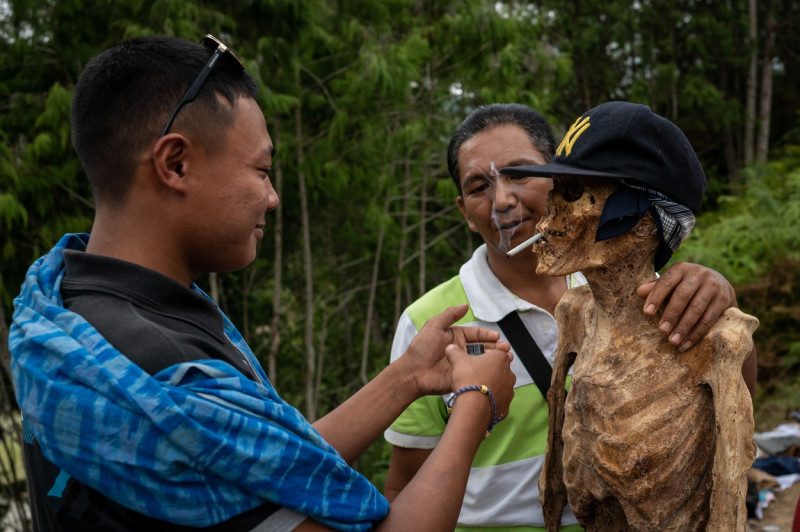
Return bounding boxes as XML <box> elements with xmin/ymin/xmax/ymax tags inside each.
<box><xmin>60</xmin><ymin>253</ymin><xmax>245</xmax><ymax>376</ymax></box>
<box><xmin>405</xmin><ymin>274</ymin><xmax>469</xmax><ymax>327</ymax></box>
<box><xmin>64</xmin><ymin>290</ymin><xmax>193</xmax><ymax>374</ymax></box>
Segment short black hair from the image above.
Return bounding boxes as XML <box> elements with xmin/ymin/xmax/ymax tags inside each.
<box><xmin>446</xmin><ymin>103</ymin><xmax>556</xmax><ymax>194</ymax></box>
<box><xmin>70</xmin><ymin>35</ymin><xmax>258</xmax><ymax>204</ymax></box>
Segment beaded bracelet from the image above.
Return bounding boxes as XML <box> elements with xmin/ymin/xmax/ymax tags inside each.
<box><xmin>445</xmin><ymin>385</ymin><xmax>504</xmax><ymax>438</ymax></box>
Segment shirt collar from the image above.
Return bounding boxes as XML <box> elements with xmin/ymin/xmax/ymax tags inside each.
<box><xmin>460</xmin><ymin>244</ymin><xmax>587</xmax><ymax>323</ymax></box>
<box><xmin>62</xmin><ymin>249</ymin><xmax>225</xmax><ymax>340</ymax></box>
<box><xmin>460</xmin><ymin>245</ymin><xmax>540</xmax><ymax>322</ymax></box>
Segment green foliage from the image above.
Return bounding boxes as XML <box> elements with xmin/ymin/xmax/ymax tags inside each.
<box><xmin>739</xmin><ymin>254</ymin><xmax>800</xmax><ymax>429</ymax></box>
<box><xmin>0</xmin><ymin>194</ymin><xmax>27</xmax><ymax>229</ymax></box>
<box><xmin>677</xmin><ymin>146</ymin><xmax>800</xmax><ymax>285</ymax></box>
<box><xmin>675</xmin><ymin>144</ymin><xmax>800</xmax><ymax>422</ymax></box>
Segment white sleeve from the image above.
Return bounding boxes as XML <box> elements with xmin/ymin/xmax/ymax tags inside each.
<box><xmin>389</xmin><ymin>310</ymin><xmax>420</xmax><ymax>364</ymax></box>
<box><xmin>383</xmin><ymin>310</ymin><xmax>443</xmax><ymax>449</ymax></box>
<box><xmin>250</xmin><ymin>508</ymin><xmax>307</xmax><ymax>531</ymax></box>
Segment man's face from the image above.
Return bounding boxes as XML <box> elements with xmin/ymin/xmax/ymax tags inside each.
<box><xmin>185</xmin><ymin>97</ymin><xmax>279</xmax><ymax>276</ymax></box>
<box><xmin>534</xmin><ymin>176</ymin><xmax>617</xmax><ymax>276</ymax></box>
<box><xmin>456</xmin><ymin>124</ymin><xmax>551</xmax><ymax>256</ymax></box>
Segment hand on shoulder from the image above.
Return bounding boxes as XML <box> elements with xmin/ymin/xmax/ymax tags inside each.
<box><xmin>637</xmin><ymin>262</ymin><xmax>737</xmax><ymax>351</ymax></box>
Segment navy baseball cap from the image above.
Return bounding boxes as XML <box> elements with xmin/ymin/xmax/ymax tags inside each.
<box><xmin>501</xmin><ymin>101</ymin><xmax>706</xmax><ymax>214</ymax></box>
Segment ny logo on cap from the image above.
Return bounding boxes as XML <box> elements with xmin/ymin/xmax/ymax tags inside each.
<box><xmin>556</xmin><ymin>115</ymin><xmax>590</xmax><ymax>157</ymax></box>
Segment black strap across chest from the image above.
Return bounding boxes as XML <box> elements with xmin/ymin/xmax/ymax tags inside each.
<box><xmin>497</xmin><ymin>311</ymin><xmax>553</xmax><ymax>400</ymax></box>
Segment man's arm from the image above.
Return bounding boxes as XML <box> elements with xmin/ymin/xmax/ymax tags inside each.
<box><xmin>312</xmin><ymin>304</ymin><xmax>511</xmax><ymax>464</ymax></box>
<box><xmin>637</xmin><ymin>262</ymin><xmax>757</xmax><ymax>394</ymax></box>
<box><xmin>297</xmin><ymin>306</ymin><xmax>516</xmax><ymax>531</ymax></box>
<box><xmin>298</xmin><ymin>386</ymin><xmax>504</xmax><ymax>531</ymax></box>
<box><xmin>384</xmin><ymin>447</ymin><xmax>433</xmax><ymax>502</ymax></box>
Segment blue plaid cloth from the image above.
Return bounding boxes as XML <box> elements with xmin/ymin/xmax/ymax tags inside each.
<box><xmin>597</xmin><ymin>182</ymin><xmax>696</xmax><ymax>269</ymax></box>
<box><xmin>10</xmin><ymin>233</ymin><xmax>389</xmax><ymax>530</ymax></box>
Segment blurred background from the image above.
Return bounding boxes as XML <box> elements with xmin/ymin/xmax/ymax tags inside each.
<box><xmin>2</xmin><ymin>1</ymin><xmax>799</xmax><ymax>529</ymax></box>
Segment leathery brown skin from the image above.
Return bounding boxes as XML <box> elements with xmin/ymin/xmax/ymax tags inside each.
<box><xmin>536</xmin><ymin>177</ymin><xmax>757</xmax><ymax>531</ymax></box>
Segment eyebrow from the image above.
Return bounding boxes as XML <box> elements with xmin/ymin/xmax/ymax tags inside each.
<box><xmin>461</xmin><ymin>156</ymin><xmax>545</xmax><ymax>189</ymax></box>
<box><xmin>503</xmin><ymin>157</ymin><xmax>546</xmax><ymax>170</ymax></box>
<box><xmin>461</xmin><ymin>172</ymin><xmax>488</xmax><ymax>189</ymax></box>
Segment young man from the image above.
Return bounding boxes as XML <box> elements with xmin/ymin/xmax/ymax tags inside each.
<box><xmin>9</xmin><ymin>35</ymin><xmax>517</xmax><ymax>531</ymax></box>
<box><xmin>383</xmin><ymin>103</ymin><xmax>757</xmax><ymax>531</ymax></box>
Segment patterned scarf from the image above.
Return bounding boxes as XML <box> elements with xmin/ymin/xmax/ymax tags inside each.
<box><xmin>596</xmin><ymin>182</ymin><xmax>696</xmax><ymax>270</ymax></box>
<box><xmin>10</xmin><ymin>233</ymin><xmax>389</xmax><ymax>530</ymax></box>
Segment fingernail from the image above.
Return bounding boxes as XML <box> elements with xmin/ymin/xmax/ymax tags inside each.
<box><xmin>659</xmin><ymin>321</ymin><xmax>671</xmax><ymax>333</ymax></box>
<box><xmin>669</xmin><ymin>333</ymin><xmax>681</xmax><ymax>345</ymax></box>
<box><xmin>679</xmin><ymin>341</ymin><xmax>692</xmax><ymax>352</ymax></box>
<box><xmin>644</xmin><ymin>304</ymin><xmax>656</xmax><ymax>315</ymax></box>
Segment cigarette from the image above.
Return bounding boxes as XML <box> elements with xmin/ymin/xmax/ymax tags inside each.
<box><xmin>506</xmin><ymin>233</ymin><xmax>542</xmax><ymax>257</ymax></box>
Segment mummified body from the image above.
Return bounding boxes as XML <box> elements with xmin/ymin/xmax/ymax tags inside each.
<box><xmin>535</xmin><ymin>178</ymin><xmax>757</xmax><ymax>532</ymax></box>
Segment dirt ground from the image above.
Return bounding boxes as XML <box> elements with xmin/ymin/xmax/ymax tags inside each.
<box><xmin>750</xmin><ymin>480</ymin><xmax>800</xmax><ymax>531</ymax></box>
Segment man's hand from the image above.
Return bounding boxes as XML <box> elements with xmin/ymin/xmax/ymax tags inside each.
<box><xmin>401</xmin><ymin>304</ymin><xmax>512</xmax><ymax>397</ymax></box>
<box><xmin>444</xmin><ymin>343</ymin><xmax>515</xmax><ymax>423</ymax></box>
<box><xmin>637</xmin><ymin>262</ymin><xmax>737</xmax><ymax>351</ymax></box>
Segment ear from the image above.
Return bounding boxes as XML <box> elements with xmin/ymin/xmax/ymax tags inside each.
<box><xmin>457</xmin><ymin>195</ymin><xmax>479</xmax><ymax>233</ymax></box>
<box><xmin>633</xmin><ymin>212</ymin><xmax>659</xmax><ymax>239</ymax></box>
<box><xmin>151</xmin><ymin>133</ymin><xmax>191</xmax><ymax>194</ymax></box>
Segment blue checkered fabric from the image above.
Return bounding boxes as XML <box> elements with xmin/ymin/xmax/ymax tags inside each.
<box><xmin>10</xmin><ymin>233</ymin><xmax>389</xmax><ymax>530</ymax></box>
<box><xmin>597</xmin><ymin>182</ymin><xmax>696</xmax><ymax>269</ymax></box>
<box><xmin>624</xmin><ymin>181</ymin><xmax>696</xmax><ymax>252</ymax></box>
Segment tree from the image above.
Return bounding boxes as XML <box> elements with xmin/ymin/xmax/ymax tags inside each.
<box><xmin>744</xmin><ymin>0</ymin><xmax>758</xmax><ymax>166</ymax></box>
<box><xmin>756</xmin><ymin>0</ymin><xmax>778</xmax><ymax>163</ymax></box>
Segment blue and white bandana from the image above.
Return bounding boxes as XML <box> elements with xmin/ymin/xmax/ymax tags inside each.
<box><xmin>596</xmin><ymin>182</ymin><xmax>695</xmax><ymax>269</ymax></box>
<box><xmin>10</xmin><ymin>233</ymin><xmax>389</xmax><ymax>530</ymax></box>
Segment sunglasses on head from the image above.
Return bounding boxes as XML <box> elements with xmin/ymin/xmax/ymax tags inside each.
<box><xmin>159</xmin><ymin>34</ymin><xmax>245</xmax><ymax>137</ymax></box>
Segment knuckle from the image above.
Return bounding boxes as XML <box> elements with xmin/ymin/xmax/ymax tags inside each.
<box><xmin>688</xmin><ymin>299</ymin><xmax>708</xmax><ymax>314</ymax></box>
<box><xmin>672</xmin><ymin>322</ymin><xmax>690</xmax><ymax>336</ymax></box>
<box><xmin>657</xmin><ymin>275</ymin><xmax>677</xmax><ymax>289</ymax></box>
<box><xmin>662</xmin><ymin>309</ymin><xmax>681</xmax><ymax>323</ymax></box>
<box><xmin>701</xmin><ymin>314</ymin><xmax>717</xmax><ymax>329</ymax></box>
<box><xmin>674</xmin><ymin>284</ymin><xmax>697</xmax><ymax>301</ymax></box>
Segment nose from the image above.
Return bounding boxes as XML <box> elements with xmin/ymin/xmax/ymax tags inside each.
<box><xmin>492</xmin><ymin>176</ymin><xmax>519</xmax><ymax>212</ymax></box>
<box><xmin>265</xmin><ymin>179</ymin><xmax>280</xmax><ymax>211</ymax></box>
<box><xmin>537</xmin><ymin>208</ymin><xmax>551</xmax><ymax>234</ymax></box>
<box><xmin>537</xmin><ymin>196</ymin><xmax>556</xmax><ymax>231</ymax></box>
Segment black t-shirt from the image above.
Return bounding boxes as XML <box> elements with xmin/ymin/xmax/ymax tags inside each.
<box><xmin>23</xmin><ymin>250</ymin><xmax>279</xmax><ymax>530</ymax></box>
